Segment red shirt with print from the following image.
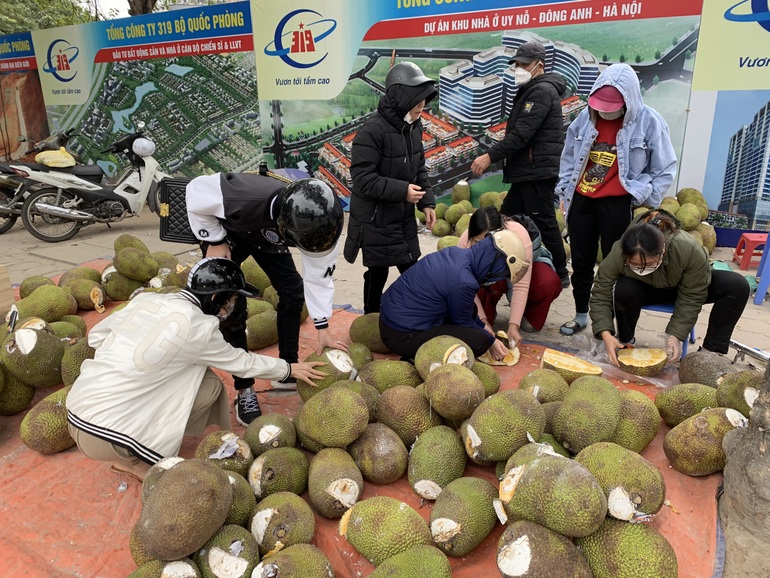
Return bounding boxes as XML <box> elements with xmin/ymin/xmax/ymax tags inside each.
<box><xmin>576</xmin><ymin>116</ymin><xmax>626</xmax><ymax>199</ymax></box>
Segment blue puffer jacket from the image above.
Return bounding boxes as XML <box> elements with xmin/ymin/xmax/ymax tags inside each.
<box><xmin>380</xmin><ymin>237</ymin><xmax>506</xmax><ymax>347</ymax></box>
<box><xmin>556</xmin><ymin>63</ymin><xmax>677</xmax><ymax>215</ymax></box>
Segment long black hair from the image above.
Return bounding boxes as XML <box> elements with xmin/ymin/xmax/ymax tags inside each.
<box><xmin>620</xmin><ymin>210</ymin><xmax>678</xmax><ymax>268</ymax></box>
<box><xmin>468</xmin><ymin>206</ymin><xmax>504</xmax><ymax>238</ymax></box>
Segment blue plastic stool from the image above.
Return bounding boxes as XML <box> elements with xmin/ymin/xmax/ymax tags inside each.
<box><xmin>640</xmin><ymin>303</ymin><xmax>696</xmax><ymax>358</ymax></box>
<box><xmin>754</xmin><ymin>248</ymin><xmax>770</xmax><ymax>305</ymax></box>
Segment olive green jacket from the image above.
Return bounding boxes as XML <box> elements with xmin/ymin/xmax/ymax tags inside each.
<box><xmin>590</xmin><ymin>210</ymin><xmax>711</xmax><ymax>342</ymax></box>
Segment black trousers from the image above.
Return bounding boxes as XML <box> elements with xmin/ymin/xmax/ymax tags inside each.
<box><xmin>500</xmin><ymin>177</ymin><xmax>568</xmax><ymax>279</ymax></box>
<box><xmin>363</xmin><ymin>261</ymin><xmax>416</xmax><ymax>314</ymax></box>
<box><xmin>204</xmin><ymin>236</ymin><xmax>304</xmax><ymax>390</ymax></box>
<box><xmin>613</xmin><ymin>270</ymin><xmax>750</xmax><ymax>354</ymax></box>
<box><xmin>567</xmin><ymin>192</ymin><xmax>633</xmax><ymax>313</ymax></box>
<box><xmin>379</xmin><ymin>316</ymin><xmax>492</xmax><ymax>361</ymax></box>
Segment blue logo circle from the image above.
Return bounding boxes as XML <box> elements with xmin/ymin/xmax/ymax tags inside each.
<box><xmin>724</xmin><ymin>0</ymin><xmax>770</xmax><ymax>33</ymax></box>
<box><xmin>42</xmin><ymin>39</ymin><xmax>79</xmax><ymax>82</ymax></box>
<box><xmin>264</xmin><ymin>9</ymin><xmax>337</xmax><ymax>69</ymax></box>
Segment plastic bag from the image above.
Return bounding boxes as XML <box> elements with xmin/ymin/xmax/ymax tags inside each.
<box><xmin>35</xmin><ymin>147</ymin><xmax>76</xmax><ymax>168</ymax></box>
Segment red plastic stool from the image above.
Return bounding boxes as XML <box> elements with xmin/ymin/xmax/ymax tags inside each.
<box><xmin>732</xmin><ymin>233</ymin><xmax>768</xmax><ymax>270</ymax></box>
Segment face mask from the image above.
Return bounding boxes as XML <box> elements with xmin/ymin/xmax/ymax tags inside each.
<box><xmin>514</xmin><ymin>68</ymin><xmax>532</xmax><ymax>86</ymax></box>
<box><xmin>629</xmin><ymin>260</ymin><xmax>661</xmax><ymax>276</ymax></box>
<box><xmin>598</xmin><ymin>108</ymin><xmax>624</xmax><ymax>120</ymax></box>
<box><xmin>404</xmin><ymin>113</ymin><xmax>417</xmax><ymax>124</ymax></box>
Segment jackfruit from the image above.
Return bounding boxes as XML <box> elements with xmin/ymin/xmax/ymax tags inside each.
<box><xmin>437</xmin><ymin>235</ymin><xmax>460</xmax><ymax>250</ymax></box>
<box><xmin>540</xmin><ymin>348</ymin><xmax>602</xmax><ymax>383</ymax></box>
<box><xmin>164</xmin><ymin>266</ymin><xmax>190</xmax><ymax>289</ymax></box>
<box><xmin>14</xmin><ymin>284</ymin><xmax>76</xmax><ymax>322</ymax></box>
<box><xmin>503</xmin><ymin>439</ymin><xmax>568</xmax><ymax>474</ymax></box>
<box><xmin>192</xmin><ymin>524</ymin><xmax>259</xmax><ymax>578</ymax></box>
<box><xmin>49</xmin><ymin>320</ymin><xmax>83</xmax><ymax>339</ymax></box>
<box><xmin>128</xmin><ymin>521</ymin><xmax>155</xmax><ymax>567</ymax></box>
<box><xmin>243</xmin><ymin>413</ymin><xmax>296</xmax><ymax>457</ymax></box>
<box><xmin>245</xmin><ymin>311</ymin><xmax>279</xmax><ymax>350</ymax></box>
<box><xmin>19</xmin><ymin>385</ymin><xmax>74</xmax><ymax>454</ymax></box>
<box><xmin>541</xmin><ymin>401</ymin><xmax>561</xmax><ymax>434</ymax></box>
<box><xmin>408</xmin><ymin>425</ymin><xmax>467</xmax><ymax>500</ymax></box>
<box><xmin>194</xmin><ymin>430</ymin><xmax>254</xmax><ymax>478</ymax></box>
<box><xmin>308</xmin><ymin>448</ymin><xmax>363</xmax><ymax>518</ymax></box>
<box><xmin>663</xmin><ymin>407</ymin><xmax>747</xmax><ymax>476</ymax></box>
<box><xmin>240</xmin><ymin>257</ymin><xmax>271</xmax><ymax>293</ymax></box>
<box><xmin>248</xmin><ymin>446</ymin><xmax>308</xmax><ymax>499</ymax></box>
<box><xmin>150</xmin><ymin>251</ymin><xmax>178</xmax><ymax>271</ymax></box>
<box><xmin>295</xmin><ymin>386</ymin><xmax>369</xmax><ymax>448</ymax></box>
<box><xmin>497</xmin><ymin>455</ymin><xmax>607</xmax><ymax>537</ymax></box>
<box><xmin>19</xmin><ymin>275</ymin><xmax>55</xmax><ymax>298</ymax></box>
<box><xmin>575</xmin><ymin>442</ymin><xmax>666</xmax><ymax>520</ymax></box>
<box><xmin>479</xmin><ymin>191</ymin><xmax>499</xmax><ymax>208</ymax></box>
<box><xmin>519</xmin><ymin>368</ymin><xmax>569</xmax><ymax>403</ymax></box>
<box><xmin>348</xmin><ymin>422</ymin><xmax>408</xmax><ymax>484</ymax></box>
<box><xmin>430</xmin><ymin>476</ymin><xmax>497</xmax><ymax>556</ymax></box>
<box><xmin>696</xmin><ymin>222</ymin><xmax>717</xmax><ymax>254</ymax></box>
<box><xmin>617</xmin><ymin>347</ymin><xmax>668</xmax><ymax>377</ymax></box>
<box><xmin>431</xmin><ymin>219</ymin><xmax>451</xmax><ymax>237</ymax></box>
<box><xmin>245</xmin><ymin>298</ymin><xmax>274</xmax><ymax>318</ymax></box>
<box><xmin>676</xmin><ymin>187</ymin><xmax>708</xmax><ymax>218</ymax></box>
<box><xmin>250</xmin><ymin>491</ymin><xmax>315</xmax><ymax>557</ymax></box>
<box><xmin>552</xmin><ymin>376</ymin><xmax>622</xmax><ymax>453</ymax></box>
<box><xmin>261</xmin><ymin>285</ymin><xmax>279</xmax><ymax>309</ymax></box>
<box><xmin>141</xmin><ymin>456</ymin><xmax>186</xmax><ymax>503</ymax></box>
<box><xmin>416</xmin><ymin>206</ymin><xmax>426</xmax><ymax>224</ymax></box>
<box><xmin>347</xmin><ymin>342</ymin><xmax>373</xmax><ymax>371</ymax></box>
<box><xmin>339</xmin><ymin>496</ymin><xmax>432</xmax><ymax>566</ymax></box>
<box><xmin>129</xmin><ymin>559</ymin><xmax>201</xmax><ymax>578</ymax></box>
<box><xmin>65</xmin><ymin>278</ymin><xmax>106</xmax><ymax>312</ymax></box>
<box><xmin>611</xmin><ymin>389</ymin><xmax>661</xmax><ymax>453</ymax></box>
<box><xmin>471</xmin><ymin>359</ymin><xmax>501</xmax><ymax>397</ymax></box>
<box><xmin>676</xmin><ymin>203</ymin><xmax>701</xmax><ymax>231</ymax></box>
<box><xmin>293</xmin><ymin>410</ymin><xmax>325</xmax><ymax>453</ymax></box>
<box><xmin>575</xmin><ymin>518</ymin><xmax>678</xmax><ymax>578</ymax></box>
<box><xmin>137</xmin><ymin>459</ymin><xmax>233</xmax><ymax>561</ymax></box>
<box><xmin>497</xmin><ymin>520</ymin><xmax>592</xmax><ymax>578</ymax></box>
<box><xmin>1</xmin><ymin>326</ymin><xmax>65</xmax><ymax>387</ymax></box>
<box><xmin>451</xmin><ymin>180</ymin><xmax>471</xmax><ymax>204</ymax></box>
<box><xmin>114</xmin><ymin>247</ymin><xmax>160</xmax><ymax>282</ymax></box>
<box><xmin>115</xmin><ymin>233</ymin><xmax>150</xmax><ymax>254</ymax></box>
<box><xmin>415</xmin><ymin>335</ymin><xmax>474</xmax><ymax>380</ymax></box>
<box><xmin>297</xmin><ymin>348</ymin><xmax>354</xmax><ymax>401</ymax></box>
<box><xmin>368</xmin><ymin>545</ymin><xmax>451</xmax><ymax>578</ymax></box>
<box><xmin>455</xmin><ymin>213</ymin><xmax>471</xmax><ymax>236</ymax></box>
<box><xmin>434</xmin><ymin>203</ymin><xmax>448</xmax><ymax>220</ymax></box>
<box><xmin>716</xmin><ymin>369</ymin><xmax>763</xmax><ymax>418</ymax></box>
<box><xmin>59</xmin><ymin>314</ymin><xmax>87</xmax><ymax>336</ymax></box>
<box><xmin>654</xmin><ymin>382</ymin><xmax>718</xmax><ymax>427</ymax></box>
<box><xmin>425</xmin><ymin>363</ymin><xmax>485</xmax><ymax>420</ymax></box>
<box><xmin>349</xmin><ymin>313</ymin><xmax>389</xmax><ymax>353</ymax></box>
<box><xmin>224</xmin><ymin>472</ymin><xmax>257</xmax><ymax>528</ymax></box>
<box><xmin>465</xmin><ymin>389</ymin><xmax>546</xmax><ymax>462</ymax></box>
<box><xmin>375</xmin><ymin>385</ymin><xmax>442</xmax><ymax>448</ymax></box>
<box><xmin>58</xmin><ymin>266</ymin><xmax>102</xmax><ymax>288</ymax></box>
<box><xmin>357</xmin><ymin>359</ymin><xmax>421</xmax><ymax>393</ymax></box>
<box><xmin>330</xmin><ymin>380</ymin><xmax>380</xmax><ymax>422</ymax></box>
<box><xmin>660</xmin><ymin>196</ymin><xmax>680</xmax><ymax>212</ymax></box>
<box><xmin>539</xmin><ymin>433</ymin><xmax>570</xmax><ymax>457</ymax></box>
<box><xmin>251</xmin><ymin>544</ymin><xmax>333</xmax><ymax>578</ymax></box>
<box><xmin>103</xmin><ymin>270</ymin><xmax>145</xmax><ymax>301</ymax></box>
<box><xmin>61</xmin><ymin>337</ymin><xmax>95</xmax><ymax>387</ymax></box>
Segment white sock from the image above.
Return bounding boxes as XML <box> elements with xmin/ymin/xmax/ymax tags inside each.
<box><xmin>575</xmin><ymin>312</ymin><xmax>588</xmax><ymax>326</ymax></box>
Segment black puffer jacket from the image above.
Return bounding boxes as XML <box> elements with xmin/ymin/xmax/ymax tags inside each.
<box><xmin>344</xmin><ymin>82</ymin><xmax>437</xmax><ymax>267</ymax></box>
<box><xmin>488</xmin><ymin>72</ymin><xmax>567</xmax><ymax>183</ymax></box>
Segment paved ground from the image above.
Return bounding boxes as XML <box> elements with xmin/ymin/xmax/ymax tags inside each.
<box><xmin>1</xmin><ymin>208</ymin><xmax>767</xmax><ymax>370</ymax></box>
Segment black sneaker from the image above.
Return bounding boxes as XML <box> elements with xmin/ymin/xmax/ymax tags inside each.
<box><xmin>560</xmin><ymin>274</ymin><xmax>571</xmax><ymax>289</ymax></box>
<box><xmin>269</xmin><ymin>376</ymin><xmax>297</xmax><ymax>390</ymax></box>
<box><xmin>235</xmin><ymin>388</ymin><xmax>262</xmax><ymax>426</ymax></box>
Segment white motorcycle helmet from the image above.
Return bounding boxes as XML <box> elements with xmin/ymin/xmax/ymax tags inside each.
<box><xmin>132</xmin><ymin>137</ymin><xmax>156</xmax><ymax>157</ymax></box>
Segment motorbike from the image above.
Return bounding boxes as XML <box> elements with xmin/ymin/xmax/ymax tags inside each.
<box><xmin>0</xmin><ymin>129</ymin><xmax>102</xmax><ymax>235</ymax></box>
<box><xmin>14</xmin><ymin>122</ymin><xmax>170</xmax><ymax>243</ymax></box>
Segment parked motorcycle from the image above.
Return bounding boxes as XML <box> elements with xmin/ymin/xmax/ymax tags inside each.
<box><xmin>0</xmin><ymin>129</ymin><xmax>102</xmax><ymax>235</ymax></box>
<box><xmin>16</xmin><ymin>122</ymin><xmax>170</xmax><ymax>242</ymax></box>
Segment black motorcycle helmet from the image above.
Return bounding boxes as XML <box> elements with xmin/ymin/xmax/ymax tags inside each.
<box><xmin>385</xmin><ymin>61</ymin><xmax>435</xmax><ymax>89</ymax></box>
<box><xmin>187</xmin><ymin>257</ymin><xmax>259</xmax><ymax>316</ymax></box>
<box><xmin>277</xmin><ymin>178</ymin><xmax>344</xmax><ymax>256</ymax></box>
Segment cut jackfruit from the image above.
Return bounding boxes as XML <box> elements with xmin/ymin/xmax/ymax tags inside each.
<box><xmin>617</xmin><ymin>348</ymin><xmax>667</xmax><ymax>377</ymax></box>
<box><xmin>541</xmin><ymin>349</ymin><xmax>602</xmax><ymax>383</ymax></box>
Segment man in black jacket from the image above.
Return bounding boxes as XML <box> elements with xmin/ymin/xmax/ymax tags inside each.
<box><xmin>471</xmin><ymin>41</ymin><xmax>569</xmax><ymax>288</ymax></box>
<box><xmin>344</xmin><ymin>61</ymin><xmax>438</xmax><ymax>314</ymax></box>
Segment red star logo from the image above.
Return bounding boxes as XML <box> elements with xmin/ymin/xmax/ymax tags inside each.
<box><xmin>298</xmin><ymin>22</ymin><xmax>304</xmax><ymax>29</ymax></box>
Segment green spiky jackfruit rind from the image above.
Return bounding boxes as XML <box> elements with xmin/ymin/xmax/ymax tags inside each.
<box><xmin>455</xmin><ymin>213</ymin><xmax>472</xmax><ymax>236</ymax></box>
<box><xmin>425</xmin><ymin>364</ymin><xmax>485</xmax><ymax>421</ymax></box>
<box><xmin>415</xmin><ymin>335</ymin><xmax>474</xmax><ymax>380</ymax></box>
<box><xmin>251</xmin><ymin>492</ymin><xmax>315</xmax><ymax>557</ymax></box>
<box><xmin>330</xmin><ymin>380</ymin><xmax>380</xmax><ymax>422</ymax></box>
<box><xmin>502</xmin><ymin>456</ymin><xmax>607</xmax><ymax>538</ymax></box>
<box><xmin>243</xmin><ymin>413</ymin><xmax>296</xmax><ymax>457</ymax></box>
<box><xmin>348</xmin><ymin>422</ymin><xmax>408</xmax><ymax>484</ymax></box>
<box><xmin>128</xmin><ymin>521</ymin><xmax>159</xmax><ymax>568</ymax></box>
<box><xmin>297</xmin><ymin>348</ymin><xmax>354</xmax><ymax>401</ymax></box>
<box><xmin>19</xmin><ymin>275</ymin><xmax>55</xmax><ymax>299</ymax></box>
<box><xmin>150</xmin><ymin>251</ymin><xmax>179</xmax><ymax>271</ymax></box>
<box><xmin>224</xmin><ymin>472</ymin><xmax>258</xmax><ymax>528</ymax></box>
<box><xmin>357</xmin><ymin>359</ymin><xmax>422</xmax><ymax>393</ymax></box>
<box><xmin>103</xmin><ymin>271</ymin><xmax>145</xmax><ymax>301</ymax></box>
<box><xmin>15</xmin><ymin>284</ymin><xmax>76</xmax><ymax>322</ymax></box>
<box><xmin>60</xmin><ymin>314</ymin><xmax>87</xmax><ymax>336</ymax></box>
<box><xmin>61</xmin><ymin>337</ymin><xmax>95</xmax><ymax>387</ymax></box>
<box><xmin>429</xmin><ymin>476</ymin><xmax>498</xmax><ymax>556</ymax></box>
<box><xmin>575</xmin><ymin>518</ymin><xmax>678</xmax><ymax>578</ymax></box>
<box><xmin>349</xmin><ymin>313</ymin><xmax>390</xmax><ymax>354</ymax></box>
<box><xmin>245</xmin><ymin>298</ymin><xmax>275</xmax><ymax>318</ymax></box>
<box><xmin>552</xmin><ymin>376</ymin><xmax>622</xmax><ymax>454</ymax></box>
<box><xmin>251</xmin><ymin>544</ymin><xmax>332</xmax><ymax>578</ymax></box>
<box><xmin>193</xmin><ymin>430</ymin><xmax>254</xmax><ymax>478</ymax></box>
<box><xmin>114</xmin><ymin>233</ymin><xmax>150</xmax><ymax>254</ymax></box>
<box><xmin>347</xmin><ymin>342</ymin><xmax>374</xmax><ymax>370</ymax></box>
<box><xmin>369</xmin><ymin>545</ymin><xmax>452</xmax><ymax>578</ymax></box>
<box><xmin>240</xmin><ymin>257</ymin><xmax>272</xmax><ymax>293</ymax></box>
<box><xmin>678</xmin><ymin>350</ymin><xmax>739</xmax><ymax>388</ymax></box>
<box><xmin>437</xmin><ymin>235</ymin><xmax>460</xmax><ymax>251</ymax></box>
<box><xmin>19</xmin><ymin>385</ymin><xmax>75</xmax><ymax>454</ymax></box>
<box><xmin>128</xmin><ymin>558</ymin><xmax>201</xmax><ymax>578</ymax></box>
<box><xmin>0</xmin><ymin>368</ymin><xmax>36</xmax><ymax>415</ymax></box>
<box><xmin>49</xmin><ymin>320</ymin><xmax>83</xmax><ymax>339</ymax></box>
<box><xmin>471</xmin><ymin>359</ymin><xmax>501</xmax><ymax>397</ymax></box>
<box><xmin>408</xmin><ymin>425</ymin><xmax>467</xmax><ymax>499</ymax></box>
<box><xmin>1</xmin><ymin>327</ymin><xmax>65</xmax><ymax>388</ymax></box>
<box><xmin>340</xmin><ymin>496</ymin><xmax>432</xmax><ymax>566</ymax></box>
<box><xmin>193</xmin><ymin>524</ymin><xmax>259</xmax><ymax>577</ymax></box>
<box><xmin>451</xmin><ymin>180</ymin><xmax>472</xmax><ymax>204</ymax></box>
<box><xmin>716</xmin><ymin>370</ymin><xmax>764</xmax><ymax>418</ymax></box>
<box><xmin>65</xmin><ymin>278</ymin><xmax>105</xmax><ymax>311</ymax></box>
<box><xmin>375</xmin><ymin>385</ymin><xmax>443</xmax><ymax>448</ymax></box>
<box><xmin>245</xmin><ymin>311</ymin><xmax>278</xmax><ymax>351</ymax></box>
<box><xmin>610</xmin><ymin>389</ymin><xmax>661</xmax><ymax>453</ymax></box>
<box><xmin>308</xmin><ymin>448</ymin><xmax>364</xmax><ymax>519</ymax></box>
<box><xmin>654</xmin><ymin>382</ymin><xmax>718</xmax><ymax>428</ymax></box>
<box><xmin>295</xmin><ymin>387</ymin><xmax>369</xmax><ymax>448</ymax></box>
<box><xmin>497</xmin><ymin>520</ymin><xmax>593</xmax><ymax>578</ymax></box>
<box><xmin>519</xmin><ymin>368</ymin><xmax>569</xmax><ymax>403</ymax></box>
<box><xmin>541</xmin><ymin>401</ymin><xmax>562</xmax><ymax>435</ymax></box>
<box><xmin>248</xmin><ymin>446</ymin><xmax>309</xmax><ymax>499</ymax></box>
<box><xmin>113</xmin><ymin>247</ymin><xmax>160</xmax><ymax>282</ymax></box>
<box><xmin>58</xmin><ymin>267</ymin><xmax>102</xmax><ymax>288</ymax></box>
<box><xmin>431</xmin><ymin>219</ymin><xmax>451</xmax><ymax>237</ymax></box>
<box><xmin>137</xmin><ymin>459</ymin><xmax>233</xmax><ymax>561</ymax></box>
<box><xmin>574</xmin><ymin>442</ymin><xmax>666</xmax><ymax>518</ymax></box>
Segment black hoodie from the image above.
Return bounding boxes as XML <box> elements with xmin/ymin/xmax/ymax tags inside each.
<box><xmin>488</xmin><ymin>72</ymin><xmax>567</xmax><ymax>184</ymax></box>
<box><xmin>345</xmin><ymin>81</ymin><xmax>437</xmax><ymax>268</ymax></box>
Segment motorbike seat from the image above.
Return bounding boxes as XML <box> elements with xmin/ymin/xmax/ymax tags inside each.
<box><xmin>0</xmin><ymin>162</ymin><xmax>104</xmax><ymax>184</ymax></box>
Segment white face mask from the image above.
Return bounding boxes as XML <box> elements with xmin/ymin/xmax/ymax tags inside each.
<box><xmin>629</xmin><ymin>258</ymin><xmax>662</xmax><ymax>276</ymax></box>
<box><xmin>514</xmin><ymin>68</ymin><xmax>532</xmax><ymax>86</ymax></box>
<box><xmin>598</xmin><ymin>108</ymin><xmax>624</xmax><ymax>120</ymax></box>
<box><xmin>404</xmin><ymin>112</ymin><xmax>417</xmax><ymax>124</ymax></box>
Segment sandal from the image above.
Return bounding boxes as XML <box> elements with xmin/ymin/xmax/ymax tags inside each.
<box><xmin>559</xmin><ymin>319</ymin><xmax>586</xmax><ymax>336</ymax></box>
<box><xmin>110</xmin><ymin>464</ymin><xmax>145</xmax><ymax>483</ymax></box>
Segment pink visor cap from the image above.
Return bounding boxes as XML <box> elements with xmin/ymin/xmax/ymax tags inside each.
<box><xmin>588</xmin><ymin>86</ymin><xmax>625</xmax><ymax>112</ymax></box>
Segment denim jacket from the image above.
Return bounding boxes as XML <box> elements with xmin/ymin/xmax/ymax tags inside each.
<box><xmin>556</xmin><ymin>63</ymin><xmax>677</xmax><ymax>215</ymax></box>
